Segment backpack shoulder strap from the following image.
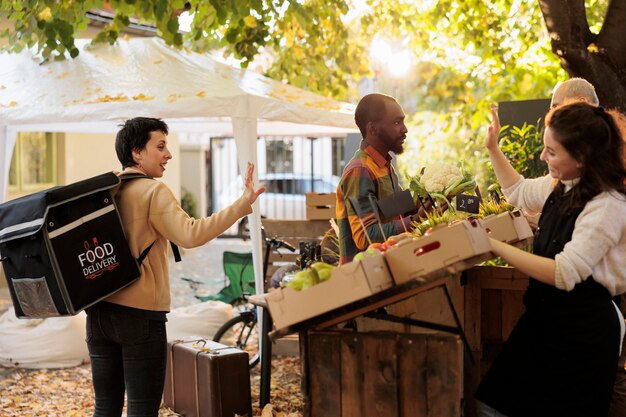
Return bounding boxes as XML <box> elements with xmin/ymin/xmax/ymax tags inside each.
<box><xmin>118</xmin><ymin>172</ymin><xmax>182</xmax><ymax>263</ymax></box>
<box><xmin>136</xmin><ymin>240</ymin><xmax>181</xmax><ymax>264</ymax></box>
<box><xmin>119</xmin><ymin>172</ymin><xmax>153</xmax><ymax>182</ymax></box>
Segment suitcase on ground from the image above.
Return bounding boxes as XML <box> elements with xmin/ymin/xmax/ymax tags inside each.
<box><xmin>0</xmin><ymin>172</ymin><xmax>141</xmax><ymax>318</ymax></box>
<box><xmin>164</xmin><ymin>338</ymin><xmax>252</xmax><ymax>417</ymax></box>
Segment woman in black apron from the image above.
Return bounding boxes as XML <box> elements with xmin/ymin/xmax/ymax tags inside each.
<box><xmin>476</xmin><ymin>102</ymin><xmax>626</xmax><ymax>417</ymax></box>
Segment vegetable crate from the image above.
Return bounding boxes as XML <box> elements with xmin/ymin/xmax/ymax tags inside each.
<box><xmin>384</xmin><ymin>219</ymin><xmax>492</xmax><ymax>285</ymax></box>
<box><xmin>265</xmin><ymin>251</ymin><xmax>393</xmax><ymax>330</ymax></box>
<box><xmin>301</xmin><ymin>330</ymin><xmax>463</xmax><ymax>417</ymax></box>
<box><xmin>305</xmin><ymin>192</ymin><xmax>336</xmax><ymax>220</ymax></box>
<box><xmin>479</xmin><ymin>209</ymin><xmax>534</xmax><ymax>247</ymax></box>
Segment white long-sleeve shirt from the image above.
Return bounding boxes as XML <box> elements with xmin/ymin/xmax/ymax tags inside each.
<box><xmin>504</xmin><ymin>175</ymin><xmax>626</xmax><ymax>296</ymax></box>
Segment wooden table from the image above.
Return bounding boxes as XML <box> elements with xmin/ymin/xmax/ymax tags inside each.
<box><xmin>251</xmin><ymin>263</ymin><xmax>531</xmax><ymax>417</ymax></box>
<box><xmin>250</xmin><ymin>265</ymin><xmax>475</xmax><ymax>411</ymax></box>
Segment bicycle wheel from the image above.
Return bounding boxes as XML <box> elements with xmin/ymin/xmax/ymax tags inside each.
<box><xmin>213</xmin><ymin>310</ymin><xmax>260</xmax><ymax>368</ymax></box>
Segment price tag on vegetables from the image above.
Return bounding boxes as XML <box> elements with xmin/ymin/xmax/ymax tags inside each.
<box><xmin>456</xmin><ymin>194</ymin><xmax>480</xmax><ymax>214</ymax></box>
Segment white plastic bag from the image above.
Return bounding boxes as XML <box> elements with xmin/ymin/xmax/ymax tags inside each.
<box><xmin>0</xmin><ymin>308</ymin><xmax>89</xmax><ymax>368</ymax></box>
<box><xmin>166</xmin><ymin>301</ymin><xmax>233</xmax><ymax>342</ymax></box>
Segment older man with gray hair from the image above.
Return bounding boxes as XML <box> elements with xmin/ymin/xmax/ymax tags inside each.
<box><xmin>550</xmin><ymin>77</ymin><xmax>600</xmax><ymax>108</ymax></box>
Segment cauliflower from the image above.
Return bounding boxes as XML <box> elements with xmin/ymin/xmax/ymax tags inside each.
<box><xmin>421</xmin><ymin>163</ymin><xmax>463</xmax><ymax>193</ymax></box>
<box><xmin>408</xmin><ymin>162</ymin><xmax>477</xmax><ymax>207</ymax></box>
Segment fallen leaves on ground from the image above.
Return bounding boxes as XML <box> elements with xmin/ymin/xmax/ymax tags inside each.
<box><xmin>250</xmin><ymin>356</ymin><xmax>303</xmax><ymax>416</ymax></box>
<box><xmin>0</xmin><ymin>356</ymin><xmax>303</xmax><ymax>417</ymax></box>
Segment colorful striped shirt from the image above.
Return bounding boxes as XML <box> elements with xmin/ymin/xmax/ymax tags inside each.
<box><xmin>336</xmin><ymin>145</ymin><xmax>413</xmax><ymax>264</ymax></box>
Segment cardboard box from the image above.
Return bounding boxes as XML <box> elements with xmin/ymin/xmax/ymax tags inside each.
<box><xmin>305</xmin><ymin>192</ymin><xmax>336</xmax><ymax>220</ymax></box>
<box><xmin>265</xmin><ymin>252</ymin><xmax>393</xmax><ymax>330</ymax></box>
<box><xmin>384</xmin><ymin>219</ymin><xmax>492</xmax><ymax>284</ymax></box>
<box><xmin>306</xmin><ymin>206</ymin><xmax>336</xmax><ymax>220</ymax></box>
<box><xmin>480</xmin><ymin>210</ymin><xmax>534</xmax><ymax>245</ymax></box>
<box><xmin>306</xmin><ymin>192</ymin><xmax>336</xmax><ymax>207</ymax></box>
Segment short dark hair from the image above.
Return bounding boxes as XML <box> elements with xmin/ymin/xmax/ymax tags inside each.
<box><xmin>546</xmin><ymin>102</ymin><xmax>626</xmax><ymax>207</ymax></box>
<box><xmin>115</xmin><ymin>117</ymin><xmax>169</xmax><ymax>168</ymax></box>
<box><xmin>354</xmin><ymin>93</ymin><xmax>397</xmax><ymax>137</ymax></box>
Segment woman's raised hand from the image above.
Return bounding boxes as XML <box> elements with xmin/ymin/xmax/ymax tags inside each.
<box><xmin>243</xmin><ymin>162</ymin><xmax>266</xmax><ymax>205</ymax></box>
<box><xmin>486</xmin><ymin>103</ymin><xmax>501</xmax><ymax>152</ymax></box>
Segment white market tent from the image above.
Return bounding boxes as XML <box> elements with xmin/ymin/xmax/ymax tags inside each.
<box><xmin>0</xmin><ymin>37</ymin><xmax>357</xmax><ymax>325</ymax></box>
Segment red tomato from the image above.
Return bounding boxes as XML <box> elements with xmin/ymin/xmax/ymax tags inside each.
<box><xmin>384</xmin><ymin>238</ymin><xmax>398</xmax><ymax>247</ymax></box>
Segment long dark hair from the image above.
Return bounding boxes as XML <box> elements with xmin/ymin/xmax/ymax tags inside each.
<box><xmin>545</xmin><ymin>102</ymin><xmax>626</xmax><ymax>208</ymax></box>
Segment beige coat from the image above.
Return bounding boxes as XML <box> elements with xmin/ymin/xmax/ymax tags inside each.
<box><xmin>105</xmin><ymin>168</ymin><xmax>252</xmax><ymax>312</ymax></box>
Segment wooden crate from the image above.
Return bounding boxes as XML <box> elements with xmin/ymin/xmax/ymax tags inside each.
<box><xmin>465</xmin><ymin>265</ymin><xmax>528</xmax><ymax>370</ymax></box>
<box><xmin>462</xmin><ymin>265</ymin><xmax>529</xmax><ymax>417</ymax></box>
<box><xmin>300</xmin><ymin>330</ymin><xmax>463</xmax><ymax>417</ymax></box>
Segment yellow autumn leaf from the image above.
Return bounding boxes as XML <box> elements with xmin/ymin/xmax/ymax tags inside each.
<box><xmin>268</xmin><ymin>89</ymin><xmax>299</xmax><ymax>102</ymax></box>
<box><xmin>132</xmin><ymin>93</ymin><xmax>155</xmax><ymax>101</ymax></box>
<box><xmin>285</xmin><ymin>33</ymin><xmax>294</xmax><ymax>48</ymax></box>
<box><xmin>587</xmin><ymin>43</ymin><xmax>599</xmax><ymax>53</ymax></box>
<box><xmin>85</xmin><ymin>93</ymin><xmax>129</xmax><ymax>104</ymax></box>
<box><xmin>37</xmin><ymin>7</ymin><xmax>52</xmax><ymax>22</ymax></box>
<box><xmin>260</xmin><ymin>403</ymin><xmax>274</xmax><ymax>417</ymax></box>
<box><xmin>244</xmin><ymin>15</ymin><xmax>257</xmax><ymax>28</ymax></box>
<box><xmin>304</xmin><ymin>100</ymin><xmax>340</xmax><ymax>111</ymax></box>
<box><xmin>9</xmin><ymin>101</ymin><xmax>17</xmax><ymax>106</ymax></box>
<box><xmin>196</xmin><ymin>91</ymin><xmax>206</xmax><ymax>97</ymax></box>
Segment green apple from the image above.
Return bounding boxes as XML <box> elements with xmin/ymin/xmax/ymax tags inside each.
<box><xmin>317</xmin><ymin>268</ymin><xmax>332</xmax><ymax>282</ymax></box>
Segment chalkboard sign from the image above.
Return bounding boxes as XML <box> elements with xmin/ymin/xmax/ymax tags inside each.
<box><xmin>456</xmin><ymin>194</ymin><xmax>480</xmax><ymax>214</ymax></box>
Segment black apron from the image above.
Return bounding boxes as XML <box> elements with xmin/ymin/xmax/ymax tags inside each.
<box><xmin>476</xmin><ymin>190</ymin><xmax>620</xmax><ymax>417</ymax></box>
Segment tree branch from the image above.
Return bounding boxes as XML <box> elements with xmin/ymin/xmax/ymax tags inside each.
<box><xmin>538</xmin><ymin>0</ymin><xmax>592</xmax><ymax>45</ymax></box>
<box><xmin>598</xmin><ymin>0</ymin><xmax>626</xmax><ymax>69</ymax></box>
<box><xmin>538</xmin><ymin>0</ymin><xmax>593</xmax><ymax>76</ymax></box>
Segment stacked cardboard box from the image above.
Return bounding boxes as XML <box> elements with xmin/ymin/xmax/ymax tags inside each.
<box><xmin>384</xmin><ymin>219</ymin><xmax>493</xmax><ymax>285</ymax></box>
<box><xmin>305</xmin><ymin>192</ymin><xmax>336</xmax><ymax>220</ymax></box>
<box><xmin>479</xmin><ymin>209</ymin><xmax>534</xmax><ymax>247</ymax></box>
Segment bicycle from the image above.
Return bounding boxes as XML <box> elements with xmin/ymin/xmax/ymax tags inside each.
<box><xmin>211</xmin><ymin>234</ymin><xmax>296</xmax><ymax>368</ymax></box>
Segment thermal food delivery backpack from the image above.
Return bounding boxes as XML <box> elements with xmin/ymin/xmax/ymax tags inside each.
<box><xmin>0</xmin><ymin>172</ymin><xmax>177</xmax><ymax>318</ymax></box>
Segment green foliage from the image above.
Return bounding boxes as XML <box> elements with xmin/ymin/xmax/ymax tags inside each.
<box><xmin>499</xmin><ymin>121</ymin><xmax>547</xmax><ymax>179</ymax></box>
<box><xmin>366</xmin><ymin>0</ymin><xmax>568</xmax><ymax>193</ymax></box>
<box><xmin>0</xmin><ymin>0</ymin><xmax>607</xmax><ymax>106</ymax></box>
<box><xmin>180</xmin><ymin>187</ymin><xmax>198</xmax><ymax>218</ymax></box>
<box><xmin>0</xmin><ymin>0</ymin><xmax>368</xmax><ymax>99</ymax></box>
<box><xmin>0</xmin><ymin>0</ymin><xmax>611</xmax><ymax>176</ymax></box>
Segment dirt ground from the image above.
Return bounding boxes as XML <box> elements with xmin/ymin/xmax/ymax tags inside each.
<box><xmin>0</xmin><ymin>355</ymin><xmax>303</xmax><ymax>417</ymax></box>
